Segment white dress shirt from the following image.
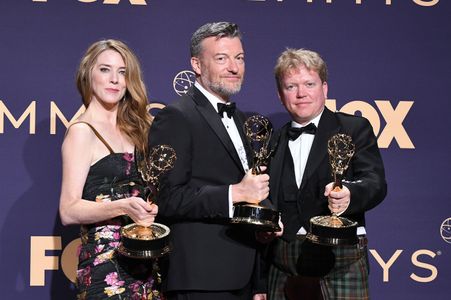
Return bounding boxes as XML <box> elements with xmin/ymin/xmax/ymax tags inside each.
<box><xmin>195</xmin><ymin>82</ymin><xmax>248</xmax><ymax>217</ymax></box>
<box><xmin>289</xmin><ymin>112</ymin><xmax>323</xmax><ymax>235</ymax></box>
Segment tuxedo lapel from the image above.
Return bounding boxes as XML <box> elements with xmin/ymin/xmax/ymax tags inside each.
<box><xmin>189</xmin><ymin>87</ymin><xmax>245</xmax><ymax>172</ymax></box>
<box><xmin>269</xmin><ymin>124</ymin><xmax>290</xmax><ymax>209</ymax></box>
<box><xmin>300</xmin><ymin>108</ymin><xmax>341</xmax><ymax>190</ymax></box>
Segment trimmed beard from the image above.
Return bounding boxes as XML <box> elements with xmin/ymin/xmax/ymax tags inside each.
<box><xmin>208</xmin><ymin>80</ymin><xmax>242</xmax><ymax>99</ymax></box>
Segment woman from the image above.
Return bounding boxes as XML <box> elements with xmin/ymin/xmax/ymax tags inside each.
<box><xmin>59</xmin><ymin>39</ymin><xmax>162</xmax><ymax>299</ymax></box>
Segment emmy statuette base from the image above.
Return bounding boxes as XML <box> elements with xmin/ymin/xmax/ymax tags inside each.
<box><xmin>307</xmin><ymin>215</ymin><xmax>358</xmax><ymax>246</ymax></box>
<box><xmin>119</xmin><ymin>223</ymin><xmax>171</xmax><ymax>259</ymax></box>
<box><xmin>231</xmin><ymin>203</ymin><xmax>281</xmax><ymax>232</ymax></box>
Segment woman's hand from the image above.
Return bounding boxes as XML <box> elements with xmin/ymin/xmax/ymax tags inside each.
<box><xmin>123</xmin><ymin>197</ymin><xmax>158</xmax><ymax>227</ymax></box>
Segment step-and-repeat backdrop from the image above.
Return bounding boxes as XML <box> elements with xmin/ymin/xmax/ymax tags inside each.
<box><xmin>1</xmin><ymin>1</ymin><xmax>450</xmax><ymax>299</ymax></box>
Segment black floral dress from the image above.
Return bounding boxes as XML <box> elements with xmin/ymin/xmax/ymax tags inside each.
<box><xmin>74</xmin><ymin>124</ymin><xmax>162</xmax><ymax>300</ymax></box>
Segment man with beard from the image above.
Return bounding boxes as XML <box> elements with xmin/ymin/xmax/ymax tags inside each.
<box><xmin>148</xmin><ymin>22</ymin><xmax>270</xmax><ymax>300</ymax></box>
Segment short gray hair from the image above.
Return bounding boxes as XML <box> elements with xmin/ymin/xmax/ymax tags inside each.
<box><xmin>190</xmin><ymin>22</ymin><xmax>242</xmax><ymax>57</ymax></box>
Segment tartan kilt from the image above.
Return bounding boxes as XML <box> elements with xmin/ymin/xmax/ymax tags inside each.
<box><xmin>268</xmin><ymin>235</ymin><xmax>370</xmax><ymax>300</ymax></box>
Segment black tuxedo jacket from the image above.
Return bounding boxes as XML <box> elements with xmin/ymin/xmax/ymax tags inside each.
<box><xmin>148</xmin><ymin>87</ymin><xmax>260</xmax><ymax>292</ymax></box>
<box><xmin>269</xmin><ymin>108</ymin><xmax>387</xmax><ymax>241</ymax></box>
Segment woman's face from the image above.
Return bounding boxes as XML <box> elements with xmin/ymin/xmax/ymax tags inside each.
<box><xmin>90</xmin><ymin>49</ymin><xmax>126</xmax><ymax>106</ymax></box>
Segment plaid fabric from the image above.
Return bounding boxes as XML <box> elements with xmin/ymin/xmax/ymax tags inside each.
<box><xmin>268</xmin><ymin>236</ymin><xmax>369</xmax><ymax>300</ymax></box>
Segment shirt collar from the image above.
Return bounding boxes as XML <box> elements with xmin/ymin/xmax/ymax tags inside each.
<box><xmin>291</xmin><ymin>109</ymin><xmax>324</xmax><ymax>129</ymax></box>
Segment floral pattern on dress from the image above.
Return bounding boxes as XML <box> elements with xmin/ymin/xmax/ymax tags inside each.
<box><xmin>123</xmin><ymin>152</ymin><xmax>134</xmax><ymax>175</ymax></box>
<box><xmin>76</xmin><ymin>152</ymin><xmax>162</xmax><ymax>300</ymax></box>
<box><xmin>95</xmin><ymin>225</ymin><xmax>121</xmax><ymax>242</ymax></box>
<box><xmin>96</xmin><ymin>193</ymin><xmax>112</xmax><ymax>202</ymax></box>
<box><xmin>104</xmin><ymin>272</ymin><xmax>126</xmax><ymax>297</ymax></box>
<box><xmin>77</xmin><ymin>265</ymin><xmax>92</xmax><ymax>289</ymax></box>
<box><xmin>93</xmin><ymin>250</ymin><xmax>115</xmax><ymax>266</ymax></box>
<box><xmin>128</xmin><ymin>277</ymin><xmax>161</xmax><ymax>300</ymax></box>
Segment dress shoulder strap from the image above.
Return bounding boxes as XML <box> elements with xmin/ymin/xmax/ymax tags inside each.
<box><xmin>67</xmin><ymin>121</ymin><xmax>114</xmax><ymax>154</ymax></box>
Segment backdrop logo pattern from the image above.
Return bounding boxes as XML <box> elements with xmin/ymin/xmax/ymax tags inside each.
<box><xmin>247</xmin><ymin>0</ymin><xmax>440</xmax><ymax>7</ymax></box>
<box><xmin>30</xmin><ymin>236</ymin><xmax>442</xmax><ymax>286</ymax></box>
<box><xmin>173</xmin><ymin>70</ymin><xmax>196</xmax><ymax>96</ymax></box>
<box><xmin>441</xmin><ymin>217</ymin><xmax>451</xmax><ymax>244</ymax></box>
<box><xmin>32</xmin><ymin>0</ymin><xmax>148</xmax><ymax>5</ymax></box>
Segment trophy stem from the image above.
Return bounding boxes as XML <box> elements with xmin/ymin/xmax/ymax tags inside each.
<box><xmin>329</xmin><ymin>185</ymin><xmax>344</xmax><ymax>227</ymax></box>
<box><xmin>251</xmin><ymin>166</ymin><xmax>260</xmax><ymax>175</ymax></box>
<box><xmin>333</xmin><ymin>173</ymin><xmax>342</xmax><ymax>189</ymax></box>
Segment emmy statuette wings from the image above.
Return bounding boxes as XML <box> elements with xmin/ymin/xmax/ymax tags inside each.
<box><xmin>119</xmin><ymin>145</ymin><xmax>177</xmax><ymax>259</ymax></box>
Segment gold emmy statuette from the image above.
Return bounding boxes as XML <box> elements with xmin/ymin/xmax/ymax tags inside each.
<box><xmin>307</xmin><ymin>133</ymin><xmax>359</xmax><ymax>246</ymax></box>
<box><xmin>231</xmin><ymin>115</ymin><xmax>280</xmax><ymax>232</ymax></box>
<box><xmin>118</xmin><ymin>145</ymin><xmax>176</xmax><ymax>259</ymax></box>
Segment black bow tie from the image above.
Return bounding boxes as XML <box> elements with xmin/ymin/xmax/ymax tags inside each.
<box><xmin>217</xmin><ymin>102</ymin><xmax>236</xmax><ymax>118</ymax></box>
<box><xmin>288</xmin><ymin>123</ymin><xmax>317</xmax><ymax>140</ymax></box>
